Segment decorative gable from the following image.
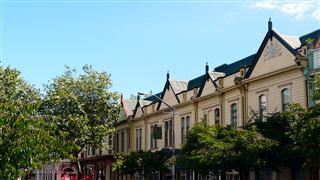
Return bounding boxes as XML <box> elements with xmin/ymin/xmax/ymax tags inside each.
<box><xmin>158</xmin><ymin>84</ymin><xmax>179</xmax><ymax>110</ymax></box>
<box><xmin>134</xmin><ymin>105</ymin><xmax>143</xmax><ymax>118</ymax></box>
<box><xmin>200</xmin><ymin>78</ymin><xmax>216</xmax><ymax>97</ymax></box>
<box><xmin>249</xmin><ymin>37</ymin><xmax>297</xmax><ymax>78</ymax></box>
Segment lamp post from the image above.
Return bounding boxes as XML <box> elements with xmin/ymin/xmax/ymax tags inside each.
<box><xmin>138</xmin><ymin>92</ymin><xmax>176</xmax><ymax>180</ymax></box>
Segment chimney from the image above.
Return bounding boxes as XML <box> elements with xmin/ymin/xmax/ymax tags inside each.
<box><xmin>205</xmin><ymin>62</ymin><xmax>209</xmax><ymax>73</ymax></box>
<box><xmin>167</xmin><ymin>71</ymin><xmax>170</xmax><ymax>80</ymax></box>
<box><xmin>268</xmin><ymin>17</ymin><xmax>272</xmax><ymax>30</ymax></box>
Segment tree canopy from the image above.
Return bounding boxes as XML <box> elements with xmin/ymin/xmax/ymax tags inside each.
<box><xmin>0</xmin><ymin>66</ymin><xmax>64</xmax><ymax>178</ymax></box>
<box><xmin>41</xmin><ymin>65</ymin><xmax>120</xmax><ymax>156</ymax></box>
<box><xmin>179</xmin><ymin>124</ymin><xmax>277</xmax><ymax>177</ymax></box>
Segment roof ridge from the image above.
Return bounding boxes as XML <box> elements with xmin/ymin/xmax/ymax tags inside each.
<box><xmin>300</xmin><ymin>28</ymin><xmax>320</xmax><ymax>38</ymax></box>
<box><xmin>281</xmin><ymin>34</ymin><xmax>299</xmax><ymax>38</ymax></box>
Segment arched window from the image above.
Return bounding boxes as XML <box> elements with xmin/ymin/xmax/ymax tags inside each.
<box><xmin>164</xmin><ymin>121</ymin><xmax>169</xmax><ymax>147</ymax></box>
<box><xmin>203</xmin><ymin>113</ymin><xmax>208</xmax><ymax>127</ymax></box>
<box><xmin>230</xmin><ymin>103</ymin><xmax>237</xmax><ymax>129</ymax></box>
<box><xmin>168</xmin><ymin>120</ymin><xmax>173</xmax><ymax>146</ymax></box>
<box><xmin>281</xmin><ymin>88</ymin><xmax>290</xmax><ymax>111</ymax></box>
<box><xmin>181</xmin><ymin>117</ymin><xmax>185</xmax><ymax>143</ymax></box>
<box><xmin>186</xmin><ymin>116</ymin><xmax>190</xmax><ymax>131</ymax></box>
<box><xmin>259</xmin><ymin>94</ymin><xmax>267</xmax><ymax>121</ymax></box>
<box><xmin>214</xmin><ymin>108</ymin><xmax>220</xmax><ymax>125</ymax></box>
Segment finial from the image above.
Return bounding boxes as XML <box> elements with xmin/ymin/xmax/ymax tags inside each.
<box><xmin>166</xmin><ymin>71</ymin><xmax>170</xmax><ymax>80</ymax></box>
<box><xmin>268</xmin><ymin>17</ymin><xmax>272</xmax><ymax>30</ymax></box>
<box><xmin>205</xmin><ymin>62</ymin><xmax>209</xmax><ymax>72</ymax></box>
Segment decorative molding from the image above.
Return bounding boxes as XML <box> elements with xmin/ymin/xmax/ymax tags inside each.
<box><xmin>264</xmin><ymin>41</ymin><xmax>282</xmax><ymax>60</ymax></box>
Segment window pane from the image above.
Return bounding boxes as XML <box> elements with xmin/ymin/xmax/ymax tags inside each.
<box><xmin>186</xmin><ymin>116</ymin><xmax>190</xmax><ymax>130</ymax></box>
<box><xmin>214</xmin><ymin>108</ymin><xmax>220</xmax><ymax>125</ymax></box>
<box><xmin>181</xmin><ymin>117</ymin><xmax>185</xmax><ymax>143</ymax></box>
<box><xmin>281</xmin><ymin>88</ymin><xmax>290</xmax><ymax>111</ymax></box>
<box><xmin>259</xmin><ymin>95</ymin><xmax>267</xmax><ymax>121</ymax></box>
<box><xmin>165</xmin><ymin>121</ymin><xmax>168</xmax><ymax>147</ymax></box>
<box><xmin>231</xmin><ymin>103</ymin><xmax>237</xmax><ymax>129</ymax></box>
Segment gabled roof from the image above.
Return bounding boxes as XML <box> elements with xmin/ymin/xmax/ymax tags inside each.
<box><xmin>139</xmin><ymin>99</ymin><xmax>152</xmax><ymax>107</ymax></box>
<box><xmin>187</xmin><ymin>74</ymin><xmax>206</xmax><ymax>91</ymax></box>
<box><xmin>214</xmin><ymin>54</ymin><xmax>256</xmax><ymax>76</ymax></box>
<box><xmin>245</xmin><ymin>28</ymin><xmax>301</xmax><ymax>78</ymax></box>
<box><xmin>169</xmin><ymin>80</ymin><xmax>188</xmax><ymax>94</ymax></box>
<box><xmin>144</xmin><ymin>92</ymin><xmax>162</xmax><ymax>102</ymax></box>
<box><xmin>122</xmin><ymin>99</ymin><xmax>136</xmax><ymax>116</ymax></box>
<box><xmin>280</xmin><ymin>34</ymin><xmax>301</xmax><ymax>49</ymax></box>
<box><xmin>299</xmin><ymin>29</ymin><xmax>320</xmax><ymax>45</ymax></box>
<box><xmin>197</xmin><ymin>71</ymin><xmax>225</xmax><ymax>96</ymax></box>
<box><xmin>208</xmin><ymin>71</ymin><xmax>225</xmax><ymax>80</ymax></box>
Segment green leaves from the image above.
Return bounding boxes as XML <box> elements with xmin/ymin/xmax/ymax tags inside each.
<box><xmin>179</xmin><ymin>124</ymin><xmax>278</xmax><ymax>174</ymax></box>
<box><xmin>41</xmin><ymin>65</ymin><xmax>120</xmax><ymax>157</ymax></box>
<box><xmin>0</xmin><ymin>66</ymin><xmax>63</xmax><ymax>178</ymax></box>
<box><xmin>113</xmin><ymin>149</ymin><xmax>173</xmax><ymax>176</ymax></box>
<box><xmin>0</xmin><ymin>64</ymin><xmax>120</xmax><ymax>178</ymax></box>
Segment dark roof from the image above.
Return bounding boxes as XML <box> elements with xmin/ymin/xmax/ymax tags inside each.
<box><xmin>187</xmin><ymin>74</ymin><xmax>206</xmax><ymax>91</ymax></box>
<box><xmin>214</xmin><ymin>54</ymin><xmax>256</xmax><ymax>76</ymax></box>
<box><xmin>144</xmin><ymin>92</ymin><xmax>162</xmax><ymax>102</ymax></box>
<box><xmin>299</xmin><ymin>29</ymin><xmax>320</xmax><ymax>45</ymax></box>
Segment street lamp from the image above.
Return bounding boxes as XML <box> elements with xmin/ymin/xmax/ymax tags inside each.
<box><xmin>137</xmin><ymin>92</ymin><xmax>176</xmax><ymax>180</ymax></box>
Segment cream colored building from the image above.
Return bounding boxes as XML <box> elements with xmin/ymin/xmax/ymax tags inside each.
<box><xmin>111</xmin><ymin>20</ymin><xmax>320</xmax><ymax>180</ymax></box>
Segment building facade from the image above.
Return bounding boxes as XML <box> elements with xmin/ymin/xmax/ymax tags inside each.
<box><xmin>35</xmin><ymin>20</ymin><xmax>320</xmax><ymax>180</ymax></box>
<box><xmin>113</xmin><ymin>20</ymin><xmax>320</xmax><ymax>180</ymax></box>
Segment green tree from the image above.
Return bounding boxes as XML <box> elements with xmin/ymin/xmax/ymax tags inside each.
<box><xmin>113</xmin><ymin>149</ymin><xmax>172</xmax><ymax>177</ymax></box>
<box><xmin>287</xmin><ymin>104</ymin><xmax>320</xmax><ymax>168</ymax></box>
<box><xmin>0</xmin><ymin>66</ymin><xmax>64</xmax><ymax>178</ymax></box>
<box><xmin>41</xmin><ymin>65</ymin><xmax>120</xmax><ymax>175</ymax></box>
<box><xmin>249</xmin><ymin>111</ymin><xmax>305</xmax><ymax>179</ymax></box>
<box><xmin>180</xmin><ymin>124</ymin><xmax>277</xmax><ymax>179</ymax></box>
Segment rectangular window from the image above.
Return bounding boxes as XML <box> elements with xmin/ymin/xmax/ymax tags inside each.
<box><xmin>203</xmin><ymin>113</ymin><xmax>208</xmax><ymax>127</ymax></box>
<box><xmin>181</xmin><ymin>117</ymin><xmax>185</xmax><ymax>143</ymax></box>
<box><xmin>231</xmin><ymin>103</ymin><xmax>238</xmax><ymax>129</ymax></box>
<box><xmin>313</xmin><ymin>49</ymin><xmax>320</xmax><ymax>70</ymax></box>
<box><xmin>169</xmin><ymin>120</ymin><xmax>173</xmax><ymax>146</ymax></box>
<box><xmin>127</xmin><ymin>128</ymin><xmax>131</xmax><ymax>150</ymax></box>
<box><xmin>214</xmin><ymin>108</ymin><xmax>220</xmax><ymax>125</ymax></box>
<box><xmin>150</xmin><ymin>125</ymin><xmax>153</xmax><ymax>149</ymax></box>
<box><xmin>282</xmin><ymin>88</ymin><xmax>290</xmax><ymax>112</ymax></box>
<box><xmin>186</xmin><ymin>116</ymin><xmax>190</xmax><ymax>131</ymax></box>
<box><xmin>165</xmin><ymin>119</ymin><xmax>173</xmax><ymax>147</ymax></box>
<box><xmin>150</xmin><ymin>125</ymin><xmax>157</xmax><ymax>149</ymax></box>
<box><xmin>259</xmin><ymin>95</ymin><xmax>267</xmax><ymax>121</ymax></box>
<box><xmin>91</xmin><ymin>147</ymin><xmax>96</xmax><ymax>156</ymax></box>
<box><xmin>165</xmin><ymin>121</ymin><xmax>169</xmax><ymax>147</ymax></box>
<box><xmin>136</xmin><ymin>128</ymin><xmax>142</xmax><ymax>151</ymax></box>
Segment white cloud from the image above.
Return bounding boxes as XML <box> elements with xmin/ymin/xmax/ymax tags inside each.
<box><xmin>280</xmin><ymin>2</ymin><xmax>312</xmax><ymax>20</ymax></box>
<box><xmin>253</xmin><ymin>2</ymin><xmax>278</xmax><ymax>9</ymax></box>
<box><xmin>312</xmin><ymin>8</ymin><xmax>320</xmax><ymax>21</ymax></box>
<box><xmin>250</xmin><ymin>0</ymin><xmax>320</xmax><ymax>21</ymax></box>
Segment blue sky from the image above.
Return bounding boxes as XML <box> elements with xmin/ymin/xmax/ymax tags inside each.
<box><xmin>1</xmin><ymin>0</ymin><xmax>319</xmax><ymax>98</ymax></box>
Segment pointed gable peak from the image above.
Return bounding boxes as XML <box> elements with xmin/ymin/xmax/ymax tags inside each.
<box><xmin>268</xmin><ymin>17</ymin><xmax>272</xmax><ymax>31</ymax></box>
